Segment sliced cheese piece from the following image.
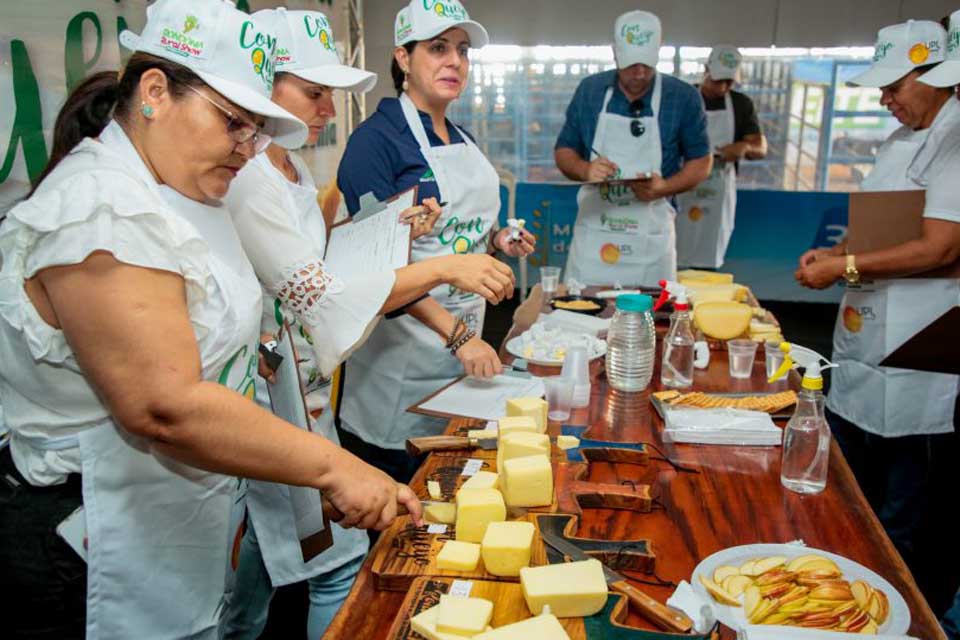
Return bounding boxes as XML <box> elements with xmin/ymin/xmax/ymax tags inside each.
<box><xmin>520</xmin><ymin>559</ymin><xmax>608</xmax><ymax>617</ymax></box>
<box><xmin>556</xmin><ymin>435</ymin><xmax>580</xmax><ymax>451</ymax></box>
<box><xmin>501</xmin><ymin>454</ymin><xmax>553</xmax><ymax>508</ymax></box>
<box><xmin>436</xmin><ymin>540</ymin><xmax>481</xmax><ymax>571</ymax></box>
<box><xmin>750</xmin><ymin>320</ymin><xmax>778</xmax><ymax>334</ymax></box>
<box><xmin>424</xmin><ymin>501</ymin><xmax>457</xmax><ymax>525</ymax></box>
<box><xmin>410</xmin><ymin>604</ymin><xmax>468</xmax><ymax>640</ymax></box>
<box><xmin>460</xmin><ymin>471</ymin><xmax>499</xmax><ymax>491</ymax></box>
<box><xmin>428</xmin><ymin>481</ymin><xmax>442</xmax><ymax>500</ymax></box>
<box><xmin>678</xmin><ymin>269</ymin><xmax>734</xmax><ymax>284</ymax></box>
<box><xmin>468</xmin><ymin>429</ymin><xmax>498</xmax><ymax>441</ymax></box>
<box><xmin>496</xmin><ymin>431</ymin><xmax>550</xmax><ymax>473</ymax></box>
<box><xmin>497</xmin><ymin>415</ymin><xmax>538</xmax><ymax>439</ymax></box>
<box><xmin>436</xmin><ymin>595</ymin><xmax>494</xmax><ymax>637</ymax></box>
<box><xmin>455</xmin><ymin>488</ymin><xmax>506</xmax><ymax>543</ymax></box>
<box><xmin>481</xmin><ymin>520</ymin><xmax>535</xmax><ymax>577</ymax></box>
<box><xmin>505</xmin><ymin>397</ymin><xmax>548</xmax><ymax>433</ymax></box>
<box><xmin>473</xmin><ymin>612</ymin><xmax>571</xmax><ymax>639</ymax></box>
<box><xmin>693</xmin><ymin>301</ymin><xmax>752</xmax><ymax>340</ymax></box>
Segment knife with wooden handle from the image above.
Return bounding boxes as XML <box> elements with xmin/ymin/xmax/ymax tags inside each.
<box><xmin>405</xmin><ymin>435</ymin><xmax>497</xmax><ymax>456</ymax></box>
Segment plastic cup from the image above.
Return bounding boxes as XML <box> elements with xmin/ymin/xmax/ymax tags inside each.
<box><xmin>561</xmin><ymin>346</ymin><xmax>591</xmax><ymax>408</ymax></box>
<box><xmin>727</xmin><ymin>339</ymin><xmax>758</xmax><ymax>379</ymax></box>
<box><xmin>543</xmin><ymin>375</ymin><xmax>574</xmax><ymax>421</ymax></box>
<box><xmin>540</xmin><ymin>266</ymin><xmax>561</xmax><ymax>299</ymax></box>
<box><xmin>764</xmin><ymin>340</ymin><xmax>786</xmax><ymax>380</ymax></box>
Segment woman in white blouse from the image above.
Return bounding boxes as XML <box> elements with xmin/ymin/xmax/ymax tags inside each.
<box><xmin>0</xmin><ymin>2</ymin><xmax>420</xmax><ymax>638</ymax></box>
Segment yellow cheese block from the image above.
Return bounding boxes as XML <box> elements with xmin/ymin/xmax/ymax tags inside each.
<box><xmin>693</xmin><ymin>301</ymin><xmax>753</xmax><ymax>340</ymax></box>
<box><xmin>437</xmin><ymin>540</ymin><xmax>481</xmax><ymax>571</ymax></box>
<box><xmin>678</xmin><ymin>269</ymin><xmax>734</xmax><ymax>284</ymax></box>
<box><xmin>473</xmin><ymin>612</ymin><xmax>571</xmax><ymax>639</ymax></box>
<box><xmin>520</xmin><ymin>559</ymin><xmax>609</xmax><ymax>617</ymax></box>
<box><xmin>497</xmin><ymin>416</ymin><xmax>538</xmax><ymax>438</ymax></box>
<box><xmin>505</xmin><ymin>397</ymin><xmax>548</xmax><ymax>433</ymax></box>
<box><xmin>501</xmin><ymin>454</ymin><xmax>553</xmax><ymax>508</ymax></box>
<box><xmin>481</xmin><ymin>520</ymin><xmax>536</xmax><ymax>577</ymax></box>
<box><xmin>460</xmin><ymin>471</ymin><xmax>499</xmax><ymax>491</ymax></box>
<box><xmin>455</xmin><ymin>489</ymin><xmax>506</xmax><ymax>543</ymax></box>
<box><xmin>424</xmin><ymin>502</ymin><xmax>457</xmax><ymax>525</ymax></box>
<box><xmin>437</xmin><ymin>595</ymin><xmax>494</xmax><ymax>637</ymax></box>
<box><xmin>410</xmin><ymin>604</ymin><xmax>472</xmax><ymax>640</ymax></box>
<box><xmin>556</xmin><ymin>435</ymin><xmax>580</xmax><ymax>451</ymax></box>
<box><xmin>428</xmin><ymin>481</ymin><xmax>442</xmax><ymax>500</ymax></box>
<box><xmin>496</xmin><ymin>432</ymin><xmax>551</xmax><ymax>474</ymax></box>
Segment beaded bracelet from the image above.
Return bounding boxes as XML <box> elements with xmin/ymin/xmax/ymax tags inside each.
<box><xmin>445</xmin><ymin>317</ymin><xmax>467</xmax><ymax>348</ymax></box>
<box><xmin>450</xmin><ymin>329</ymin><xmax>476</xmax><ymax>355</ymax></box>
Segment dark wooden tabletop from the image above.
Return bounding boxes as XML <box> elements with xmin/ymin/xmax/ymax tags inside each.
<box><xmin>325</xmin><ymin>292</ymin><xmax>944</xmax><ymax>640</ymax></box>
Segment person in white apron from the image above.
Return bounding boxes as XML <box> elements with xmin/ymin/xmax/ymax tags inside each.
<box><xmin>336</xmin><ymin>0</ymin><xmax>535</xmax><ymax>484</ymax></box>
<box><xmin>554</xmin><ymin>10</ymin><xmax>712</xmax><ymax>287</ymax></box>
<box><xmin>0</xmin><ymin>2</ymin><xmax>422</xmax><ymax>638</ymax></box>
<box><xmin>676</xmin><ymin>46</ymin><xmax>768</xmax><ymax>269</ymax></box>
<box><xmin>219</xmin><ymin>9</ymin><xmax>516</xmax><ymax>638</ymax></box>
<box><xmin>795</xmin><ymin>19</ymin><xmax>960</xmax><ymax>563</ymax></box>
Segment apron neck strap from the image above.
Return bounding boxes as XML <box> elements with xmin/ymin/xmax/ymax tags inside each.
<box><xmin>398</xmin><ymin>92</ymin><xmax>472</xmax><ymax>153</ymax></box>
<box><xmin>606</xmin><ymin>73</ymin><xmax>662</xmax><ymax>116</ymax></box>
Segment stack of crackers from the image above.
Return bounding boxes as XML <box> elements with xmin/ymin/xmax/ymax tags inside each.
<box><xmin>653</xmin><ymin>390</ymin><xmax>798</xmax><ymax>414</ymax></box>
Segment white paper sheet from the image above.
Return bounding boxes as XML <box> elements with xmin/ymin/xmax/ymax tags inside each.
<box><xmin>324</xmin><ymin>188</ymin><xmax>415</xmax><ymax>276</ymax></box>
<box><xmin>416</xmin><ymin>375</ymin><xmax>546</xmax><ymax>421</ymax></box>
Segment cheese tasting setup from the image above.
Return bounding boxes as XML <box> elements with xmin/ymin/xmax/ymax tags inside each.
<box><xmin>325</xmin><ymin>278</ymin><xmax>947</xmax><ymax>640</ymax></box>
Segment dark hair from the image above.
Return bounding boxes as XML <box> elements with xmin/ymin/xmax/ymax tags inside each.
<box><xmin>30</xmin><ymin>53</ymin><xmax>204</xmax><ymax>194</ymax></box>
<box><xmin>391</xmin><ymin>42</ymin><xmax>418</xmax><ymax>96</ymax></box>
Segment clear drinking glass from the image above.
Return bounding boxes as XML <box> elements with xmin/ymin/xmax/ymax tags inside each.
<box><xmin>726</xmin><ymin>339</ymin><xmax>758</xmax><ymax>379</ymax></box>
<box><xmin>540</xmin><ymin>266</ymin><xmax>561</xmax><ymax>300</ymax></box>
<box><xmin>764</xmin><ymin>340</ymin><xmax>786</xmax><ymax>380</ymax></box>
<box><xmin>542</xmin><ymin>375</ymin><xmax>574</xmax><ymax>421</ymax></box>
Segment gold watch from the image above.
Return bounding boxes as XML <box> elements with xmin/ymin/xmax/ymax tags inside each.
<box><xmin>843</xmin><ymin>254</ymin><xmax>860</xmax><ymax>285</ymax></box>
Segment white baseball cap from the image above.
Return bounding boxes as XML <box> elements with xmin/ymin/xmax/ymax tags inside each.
<box><xmin>119</xmin><ymin>0</ymin><xmax>307</xmax><ymax>148</ymax></box>
<box><xmin>394</xmin><ymin>0</ymin><xmax>489</xmax><ymax>48</ymax></box>
<box><xmin>255</xmin><ymin>8</ymin><xmax>377</xmax><ymax>93</ymax></box>
<box><xmin>920</xmin><ymin>10</ymin><xmax>960</xmax><ymax>87</ymax></box>
<box><xmin>848</xmin><ymin>20</ymin><xmax>947</xmax><ymax>88</ymax></box>
<box><xmin>707</xmin><ymin>45</ymin><xmax>742</xmax><ymax>81</ymax></box>
<box><xmin>613</xmin><ymin>10</ymin><xmax>662</xmax><ymax>69</ymax></box>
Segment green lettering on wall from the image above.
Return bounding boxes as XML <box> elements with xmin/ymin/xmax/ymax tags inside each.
<box><xmin>64</xmin><ymin>11</ymin><xmax>103</xmax><ymax>92</ymax></box>
<box><xmin>0</xmin><ymin>40</ymin><xmax>48</xmax><ymax>185</ymax></box>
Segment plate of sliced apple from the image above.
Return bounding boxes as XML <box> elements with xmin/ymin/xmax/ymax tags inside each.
<box><xmin>691</xmin><ymin>544</ymin><xmax>909</xmax><ymax>635</ymax></box>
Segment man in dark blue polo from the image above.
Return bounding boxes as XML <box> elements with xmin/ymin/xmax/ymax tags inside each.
<box><xmin>555</xmin><ymin>10</ymin><xmax>711</xmax><ymax>286</ymax></box>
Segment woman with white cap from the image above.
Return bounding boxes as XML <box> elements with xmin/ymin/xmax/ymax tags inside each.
<box><xmin>796</xmin><ymin>18</ymin><xmax>960</xmax><ymax>563</ymax></box>
<box><xmin>0</xmin><ymin>1</ymin><xmax>421</xmax><ymax>638</ymax></box>
<box><xmin>218</xmin><ymin>8</ymin><xmax>513</xmax><ymax>638</ymax></box>
<box><xmin>336</xmin><ymin>0</ymin><xmax>535</xmax><ymax>484</ymax></box>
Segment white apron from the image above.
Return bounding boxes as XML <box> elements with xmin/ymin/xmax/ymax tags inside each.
<box><xmin>339</xmin><ymin>93</ymin><xmax>501</xmax><ymax>449</ymax></box>
<box><xmin>827</xmin><ymin>125</ymin><xmax>960</xmax><ymax>437</ymax></box>
<box><xmin>675</xmin><ymin>91</ymin><xmax>738</xmax><ymax>268</ymax></box>
<box><xmin>244</xmin><ymin>154</ymin><xmax>368</xmax><ymax>587</ymax></box>
<box><xmin>565</xmin><ymin>76</ymin><xmax>677</xmax><ymax>287</ymax></box>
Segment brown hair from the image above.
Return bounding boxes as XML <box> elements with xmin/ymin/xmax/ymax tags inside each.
<box><xmin>391</xmin><ymin>42</ymin><xmax>418</xmax><ymax>96</ymax></box>
<box><xmin>30</xmin><ymin>53</ymin><xmax>205</xmax><ymax>194</ymax></box>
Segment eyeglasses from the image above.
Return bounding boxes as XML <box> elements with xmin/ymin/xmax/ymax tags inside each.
<box><xmin>186</xmin><ymin>85</ymin><xmax>272</xmax><ymax>153</ymax></box>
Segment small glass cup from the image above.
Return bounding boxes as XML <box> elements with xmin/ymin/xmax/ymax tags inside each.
<box><xmin>764</xmin><ymin>340</ymin><xmax>786</xmax><ymax>380</ymax></box>
<box><xmin>542</xmin><ymin>375</ymin><xmax>574</xmax><ymax>421</ymax></box>
<box><xmin>540</xmin><ymin>266</ymin><xmax>561</xmax><ymax>300</ymax></box>
<box><xmin>727</xmin><ymin>339</ymin><xmax>759</xmax><ymax>380</ymax></box>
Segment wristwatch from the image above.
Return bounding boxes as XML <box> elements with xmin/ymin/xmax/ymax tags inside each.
<box><xmin>843</xmin><ymin>254</ymin><xmax>860</xmax><ymax>285</ymax></box>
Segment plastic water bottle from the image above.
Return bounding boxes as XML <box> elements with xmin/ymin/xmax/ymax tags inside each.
<box><xmin>605</xmin><ymin>294</ymin><xmax>656</xmax><ymax>391</ymax></box>
<box><xmin>660</xmin><ymin>295</ymin><xmax>695</xmax><ymax>389</ymax></box>
<box><xmin>780</xmin><ymin>387</ymin><xmax>831</xmax><ymax>494</ymax></box>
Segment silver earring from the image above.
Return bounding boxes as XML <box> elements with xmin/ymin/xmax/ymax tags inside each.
<box><xmin>402</xmin><ymin>72</ymin><xmax>409</xmax><ymax>93</ymax></box>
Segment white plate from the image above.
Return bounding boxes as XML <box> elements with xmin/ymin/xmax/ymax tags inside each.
<box><xmin>691</xmin><ymin>543</ymin><xmax>910</xmax><ymax>635</ymax></box>
<box><xmin>505</xmin><ymin>335</ymin><xmax>606</xmax><ymax>367</ymax></box>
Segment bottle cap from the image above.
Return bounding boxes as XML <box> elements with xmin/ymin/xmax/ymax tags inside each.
<box><xmin>616</xmin><ymin>293</ymin><xmax>653</xmax><ymax>313</ymax></box>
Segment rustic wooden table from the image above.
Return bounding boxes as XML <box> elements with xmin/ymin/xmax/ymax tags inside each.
<box><xmin>325</xmin><ymin>293</ymin><xmax>945</xmax><ymax>640</ymax></box>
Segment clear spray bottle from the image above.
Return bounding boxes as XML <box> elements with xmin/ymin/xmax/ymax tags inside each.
<box><xmin>655</xmin><ymin>280</ymin><xmax>695</xmax><ymax>389</ymax></box>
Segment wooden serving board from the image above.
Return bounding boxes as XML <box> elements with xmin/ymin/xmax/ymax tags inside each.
<box><xmin>417</xmin><ymin>453</ymin><xmax>559</xmax><ymax>514</ymax></box>
<box><xmin>370</xmin><ymin>513</ymin><xmax>549</xmax><ymax>592</ymax></box>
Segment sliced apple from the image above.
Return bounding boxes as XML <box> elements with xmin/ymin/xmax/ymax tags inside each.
<box><xmin>777</xmin><ymin>586</ymin><xmax>809</xmax><ymax>606</ymax></box>
<box><xmin>797</xmin><ymin>567</ymin><xmax>842</xmax><ymax>580</ymax></box>
<box><xmin>866</xmin><ymin>591</ymin><xmax>883</xmax><ymax>620</ymax></box>
<box><xmin>851</xmin><ymin>580</ymin><xmax>872</xmax><ymax>609</ymax></box>
<box><xmin>748</xmin><ymin>598</ymin><xmax>778</xmax><ymax>624</ymax></box>
<box><xmin>787</xmin><ymin>554</ymin><xmax>831</xmax><ymax>572</ymax></box>
<box><xmin>743</xmin><ymin>585</ymin><xmax>763</xmax><ymax>618</ymax></box>
<box><xmin>755</xmin><ymin>569</ymin><xmax>796</xmax><ymax>586</ymax></box>
<box><xmin>760</xmin><ymin>610</ymin><xmax>793</xmax><ymax>625</ymax></box>
<box><xmin>832</xmin><ymin>600</ymin><xmax>860</xmax><ymax>617</ymax></box>
<box><xmin>740</xmin><ymin>559</ymin><xmax>762</xmax><ymax>576</ymax></box>
<box><xmin>795</xmin><ymin>611</ymin><xmax>841</xmax><ymax>628</ymax></box>
<box><xmin>753</xmin><ymin>556</ymin><xmax>788</xmax><ymax>575</ymax></box>
<box><xmin>698</xmin><ymin>574</ymin><xmax>741</xmax><ymax>607</ymax></box>
<box><xmin>809</xmin><ymin>582</ymin><xmax>853</xmax><ymax>601</ymax></box>
<box><xmin>759</xmin><ymin>582</ymin><xmax>793</xmax><ymax>599</ymax></box>
<box><xmin>794</xmin><ymin>558</ymin><xmax>840</xmax><ymax>574</ymax></box>
<box><xmin>713</xmin><ymin>565</ymin><xmax>741</xmax><ymax>584</ymax></box>
<box><xmin>839</xmin><ymin>609</ymin><xmax>872</xmax><ymax>633</ymax></box>
<box><xmin>873</xmin><ymin>588</ymin><xmax>889</xmax><ymax>624</ymax></box>
<box><xmin>860</xmin><ymin>619</ymin><xmax>879</xmax><ymax>634</ymax></box>
<box><xmin>723</xmin><ymin>575</ymin><xmax>754</xmax><ymax>598</ymax></box>
<box><xmin>780</xmin><ymin>596</ymin><xmax>810</xmax><ymax>612</ymax></box>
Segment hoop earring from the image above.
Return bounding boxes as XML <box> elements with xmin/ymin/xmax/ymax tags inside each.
<box><xmin>141</xmin><ymin>102</ymin><xmax>155</xmax><ymax>118</ymax></box>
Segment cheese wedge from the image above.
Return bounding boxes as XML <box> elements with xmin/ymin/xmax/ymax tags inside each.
<box><xmin>455</xmin><ymin>488</ymin><xmax>506</xmax><ymax>543</ymax></box>
<box><xmin>496</xmin><ymin>432</ymin><xmax>550</xmax><ymax>474</ymax></box>
<box><xmin>428</xmin><ymin>481</ymin><xmax>442</xmax><ymax>500</ymax></box>
<box><xmin>693</xmin><ymin>301</ymin><xmax>753</xmax><ymax>340</ymax></box>
<box><xmin>505</xmin><ymin>397</ymin><xmax>548</xmax><ymax>433</ymax></box>
<box><xmin>460</xmin><ymin>471</ymin><xmax>499</xmax><ymax>491</ymax></box>
<box><xmin>520</xmin><ymin>559</ymin><xmax>608</xmax><ymax>617</ymax></box>
<box><xmin>424</xmin><ymin>501</ymin><xmax>457</xmax><ymax>525</ymax></box>
<box><xmin>678</xmin><ymin>269</ymin><xmax>734</xmax><ymax>284</ymax></box>
<box><xmin>481</xmin><ymin>520</ymin><xmax>535</xmax><ymax>577</ymax></box>
<box><xmin>473</xmin><ymin>612</ymin><xmax>571</xmax><ymax>639</ymax></box>
<box><xmin>436</xmin><ymin>595</ymin><xmax>494</xmax><ymax>637</ymax></box>
<box><xmin>497</xmin><ymin>416</ymin><xmax>538</xmax><ymax>438</ymax></box>
<box><xmin>501</xmin><ymin>454</ymin><xmax>553</xmax><ymax>508</ymax></box>
<box><xmin>437</xmin><ymin>540</ymin><xmax>481</xmax><ymax>571</ymax></box>
<box><xmin>410</xmin><ymin>604</ymin><xmax>470</xmax><ymax>640</ymax></box>
<box><xmin>556</xmin><ymin>435</ymin><xmax>580</xmax><ymax>450</ymax></box>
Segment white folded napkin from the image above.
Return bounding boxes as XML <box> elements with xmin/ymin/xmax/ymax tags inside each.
<box><xmin>666</xmin><ymin>580</ymin><xmax>717</xmax><ymax>634</ymax></box>
<box><xmin>663</xmin><ymin>408</ymin><xmax>782</xmax><ymax>446</ymax></box>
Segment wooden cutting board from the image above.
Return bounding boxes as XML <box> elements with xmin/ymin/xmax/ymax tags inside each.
<box><xmin>370</xmin><ymin>513</ymin><xmax>549</xmax><ymax>592</ymax></box>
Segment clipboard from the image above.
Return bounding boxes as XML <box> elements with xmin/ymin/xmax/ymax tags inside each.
<box><xmin>266</xmin><ymin>321</ymin><xmax>334</xmax><ymax>561</ymax></box>
<box><xmin>407</xmin><ymin>374</ymin><xmax>545</xmax><ymax>422</ymax></box>
<box><xmin>879</xmin><ymin>306</ymin><xmax>960</xmax><ymax>374</ymax></box>
<box><xmin>326</xmin><ymin>185</ymin><xmax>418</xmax><ymax>268</ymax></box>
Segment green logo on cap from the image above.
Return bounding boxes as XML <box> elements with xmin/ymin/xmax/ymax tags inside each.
<box><xmin>396</xmin><ymin>13</ymin><xmax>413</xmax><ymax>41</ymax></box>
<box><xmin>873</xmin><ymin>41</ymin><xmax>894</xmax><ymax>62</ymax></box>
<box><xmin>304</xmin><ymin>15</ymin><xmax>336</xmax><ymax>52</ymax></box>
<box><xmin>718</xmin><ymin>51</ymin><xmax>738</xmax><ymax>68</ymax></box>
<box><xmin>240</xmin><ymin>21</ymin><xmax>278</xmax><ymax>90</ymax></box>
<box><xmin>949</xmin><ymin>28</ymin><xmax>960</xmax><ymax>54</ymax></box>
<box><xmin>183</xmin><ymin>15</ymin><xmax>198</xmax><ymax>33</ymax></box>
<box><xmin>424</xmin><ymin>0</ymin><xmax>468</xmax><ymax>21</ymax></box>
<box><xmin>621</xmin><ymin>25</ymin><xmax>654</xmax><ymax>47</ymax></box>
